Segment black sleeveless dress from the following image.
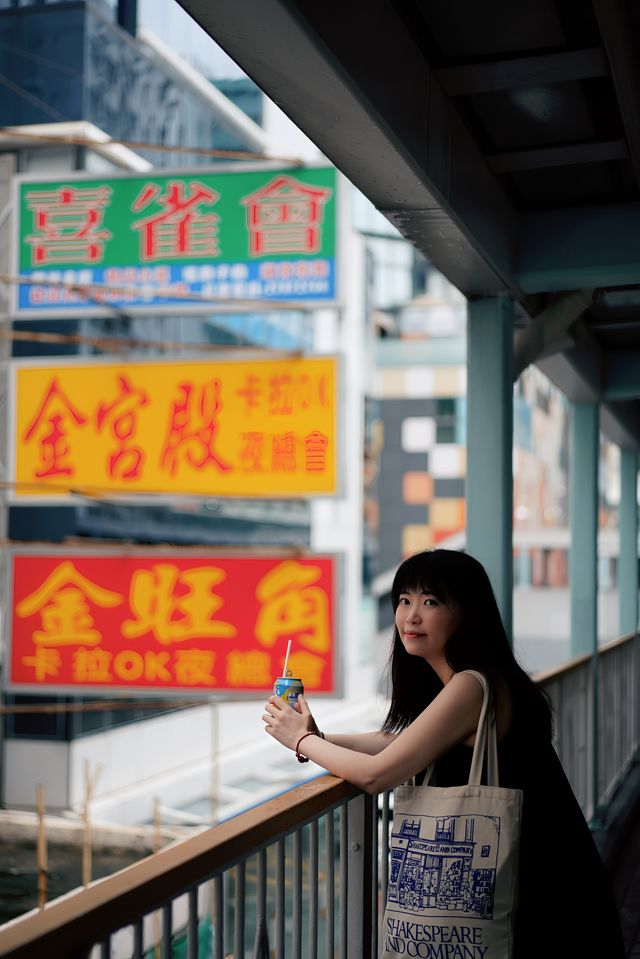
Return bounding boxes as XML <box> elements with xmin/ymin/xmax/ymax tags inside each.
<box><xmin>431</xmin><ymin>715</ymin><xmax>626</xmax><ymax>958</ymax></box>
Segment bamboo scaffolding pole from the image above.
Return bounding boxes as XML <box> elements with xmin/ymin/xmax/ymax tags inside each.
<box><xmin>82</xmin><ymin>759</ymin><xmax>103</xmax><ymax>888</ymax></box>
<box><xmin>0</xmin><ymin>326</ymin><xmax>300</xmax><ymax>356</ymax></box>
<box><xmin>0</xmin><ymin>270</ymin><xmax>310</xmax><ymax>313</ymax></box>
<box><xmin>0</xmin><ymin>699</ymin><xmax>212</xmax><ymax>715</ymax></box>
<box><xmin>153</xmin><ymin>798</ymin><xmax>162</xmax><ymax>959</ymax></box>
<box><xmin>36</xmin><ymin>783</ymin><xmax>47</xmax><ymax>911</ymax></box>
<box><xmin>0</xmin><ymin>325</ymin><xmax>305</xmax><ymax>358</ymax></box>
<box><xmin>0</xmin><ymin>126</ymin><xmax>302</xmax><ymax>164</ymax></box>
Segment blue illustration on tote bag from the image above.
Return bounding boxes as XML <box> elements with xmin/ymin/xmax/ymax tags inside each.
<box><xmin>387</xmin><ymin>815</ymin><xmax>500</xmax><ymax>920</ymax></box>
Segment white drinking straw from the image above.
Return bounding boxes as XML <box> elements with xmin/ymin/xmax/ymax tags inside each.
<box><xmin>282</xmin><ymin>639</ymin><xmax>292</xmax><ymax>677</ymax></box>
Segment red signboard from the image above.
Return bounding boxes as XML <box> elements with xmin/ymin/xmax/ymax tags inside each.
<box><xmin>9</xmin><ymin>553</ymin><xmax>337</xmax><ymax>696</ymax></box>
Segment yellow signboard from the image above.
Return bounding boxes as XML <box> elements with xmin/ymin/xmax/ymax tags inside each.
<box><xmin>12</xmin><ymin>356</ymin><xmax>337</xmax><ymax>498</ymax></box>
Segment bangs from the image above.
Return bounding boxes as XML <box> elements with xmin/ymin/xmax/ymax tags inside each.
<box><xmin>391</xmin><ymin>553</ymin><xmax>453</xmax><ymax>609</ymax></box>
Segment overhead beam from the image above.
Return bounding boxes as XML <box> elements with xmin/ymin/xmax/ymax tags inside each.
<box><xmin>604</xmin><ymin>350</ymin><xmax>640</xmax><ymax>400</ymax></box>
<box><xmin>487</xmin><ymin>139</ymin><xmax>627</xmax><ymax>173</ymax></box>
<box><xmin>513</xmin><ymin>290</ymin><xmax>593</xmax><ymax>378</ymax></box>
<box><xmin>592</xmin><ymin>0</ymin><xmax>640</xmax><ymax>190</ymax></box>
<box><xmin>435</xmin><ymin>47</ymin><xmax>608</xmax><ymax>96</ymax></box>
<box><xmin>537</xmin><ymin>344</ymin><xmax>640</xmax><ymax>447</ymax></box>
<box><xmin>590</xmin><ymin>318</ymin><xmax>640</xmax><ymax>331</ymax></box>
<box><xmin>178</xmin><ymin>0</ymin><xmax>520</xmax><ymax>298</ymax></box>
<box><xmin>519</xmin><ymin>203</ymin><xmax>640</xmax><ymax>293</ymax></box>
<box><xmin>600</xmin><ymin>401</ymin><xmax>640</xmax><ymax>449</ymax></box>
<box><xmin>537</xmin><ymin>348</ymin><xmax>602</xmax><ymax>404</ymax></box>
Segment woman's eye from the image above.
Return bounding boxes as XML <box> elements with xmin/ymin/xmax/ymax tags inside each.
<box><xmin>424</xmin><ymin>598</ymin><xmax>437</xmax><ymax>606</ymax></box>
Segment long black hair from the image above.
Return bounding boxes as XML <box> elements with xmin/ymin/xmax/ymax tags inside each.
<box><xmin>381</xmin><ymin>549</ymin><xmax>552</xmax><ymax>740</ymax></box>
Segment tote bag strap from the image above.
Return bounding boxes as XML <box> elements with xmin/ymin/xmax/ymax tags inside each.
<box><xmin>421</xmin><ymin>671</ymin><xmax>499</xmax><ymax>788</ymax></box>
<box><xmin>464</xmin><ymin>670</ymin><xmax>499</xmax><ymax>787</ymax></box>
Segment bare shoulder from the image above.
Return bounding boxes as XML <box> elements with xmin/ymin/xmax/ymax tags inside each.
<box><xmin>438</xmin><ymin>672</ymin><xmax>484</xmax><ymax>744</ymax></box>
<box><xmin>433</xmin><ymin>671</ymin><xmax>484</xmax><ymax>717</ymax></box>
<box><xmin>445</xmin><ymin>670</ymin><xmax>486</xmax><ymax>701</ymax></box>
<box><xmin>448</xmin><ymin>671</ymin><xmax>513</xmax><ymax>744</ymax></box>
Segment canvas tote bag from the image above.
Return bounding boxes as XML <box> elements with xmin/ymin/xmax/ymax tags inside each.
<box><xmin>380</xmin><ymin>671</ymin><xmax>522</xmax><ymax>959</ymax></box>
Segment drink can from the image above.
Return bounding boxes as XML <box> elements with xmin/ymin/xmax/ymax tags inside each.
<box><xmin>273</xmin><ymin>672</ymin><xmax>304</xmax><ymax>708</ymax></box>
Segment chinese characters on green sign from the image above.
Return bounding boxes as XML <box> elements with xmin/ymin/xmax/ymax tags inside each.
<box><xmin>15</xmin><ymin>165</ymin><xmax>337</xmax><ymax>314</ymax></box>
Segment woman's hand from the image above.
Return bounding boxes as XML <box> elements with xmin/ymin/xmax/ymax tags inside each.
<box><xmin>262</xmin><ymin>694</ymin><xmax>316</xmax><ymax>751</ymax></box>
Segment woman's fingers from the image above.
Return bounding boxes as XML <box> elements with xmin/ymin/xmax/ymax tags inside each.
<box><xmin>298</xmin><ymin>695</ymin><xmax>311</xmax><ymax>715</ymax></box>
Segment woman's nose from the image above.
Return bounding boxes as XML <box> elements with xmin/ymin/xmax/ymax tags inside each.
<box><xmin>407</xmin><ymin>605</ymin><xmax>422</xmax><ymax>622</ymax></box>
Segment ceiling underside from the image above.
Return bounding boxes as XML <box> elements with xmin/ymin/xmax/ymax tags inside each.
<box><xmin>179</xmin><ymin>0</ymin><xmax>640</xmax><ymax>448</ymax></box>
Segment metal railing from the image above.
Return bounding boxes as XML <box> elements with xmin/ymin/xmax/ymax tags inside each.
<box><xmin>0</xmin><ymin>776</ymin><xmax>385</xmax><ymax>959</ymax></box>
<box><xmin>535</xmin><ymin>631</ymin><xmax>640</xmax><ymax>821</ymax></box>
<box><xmin>0</xmin><ymin>632</ymin><xmax>638</xmax><ymax>959</ymax></box>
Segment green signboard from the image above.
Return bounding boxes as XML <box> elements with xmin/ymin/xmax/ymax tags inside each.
<box><xmin>14</xmin><ymin>164</ymin><xmax>338</xmax><ymax>315</ymax></box>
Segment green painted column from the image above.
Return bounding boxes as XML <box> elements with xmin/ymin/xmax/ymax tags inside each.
<box><xmin>569</xmin><ymin>402</ymin><xmax>601</xmax><ymax>823</ymax></box>
<box><xmin>619</xmin><ymin>447</ymin><xmax>639</xmax><ymax>636</ymax></box>
<box><xmin>466</xmin><ymin>296</ymin><xmax>514</xmax><ymax>639</ymax></box>
<box><xmin>569</xmin><ymin>403</ymin><xmax>599</xmax><ymax>656</ymax></box>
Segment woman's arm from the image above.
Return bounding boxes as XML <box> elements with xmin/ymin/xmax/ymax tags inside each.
<box><xmin>263</xmin><ymin>672</ymin><xmax>483</xmax><ymax>794</ymax></box>
<box><xmin>324</xmin><ymin>731</ymin><xmax>397</xmax><ymax>754</ymax></box>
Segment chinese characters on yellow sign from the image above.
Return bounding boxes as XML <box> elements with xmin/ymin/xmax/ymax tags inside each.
<box><xmin>10</xmin><ymin>554</ymin><xmax>337</xmax><ymax>695</ymax></box>
<box><xmin>11</xmin><ymin>356</ymin><xmax>337</xmax><ymax>498</ymax></box>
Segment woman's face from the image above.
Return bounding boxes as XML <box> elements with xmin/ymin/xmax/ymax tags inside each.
<box><xmin>395</xmin><ymin>588</ymin><xmax>461</xmax><ymax>664</ymax></box>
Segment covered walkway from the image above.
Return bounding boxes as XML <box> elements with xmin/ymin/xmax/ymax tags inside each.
<box><xmin>1</xmin><ymin>0</ymin><xmax>639</xmax><ymax>954</ymax></box>
<box><xmin>179</xmin><ymin>0</ymin><xmax>640</xmax><ymax>644</ymax></box>
<box><xmin>184</xmin><ymin>0</ymin><xmax>640</xmax><ymax>952</ymax></box>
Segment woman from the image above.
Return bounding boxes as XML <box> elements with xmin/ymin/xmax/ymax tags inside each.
<box><xmin>262</xmin><ymin>549</ymin><xmax>625</xmax><ymax>957</ymax></box>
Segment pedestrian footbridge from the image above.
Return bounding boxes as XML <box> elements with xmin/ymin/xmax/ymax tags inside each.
<box><xmin>0</xmin><ymin>631</ymin><xmax>638</xmax><ymax>957</ymax></box>
<box><xmin>2</xmin><ymin>0</ymin><xmax>640</xmax><ymax>954</ymax></box>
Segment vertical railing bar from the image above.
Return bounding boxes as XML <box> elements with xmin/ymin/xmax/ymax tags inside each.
<box><xmin>339</xmin><ymin>804</ymin><xmax>348</xmax><ymax>958</ymax></box>
<box><xmin>381</xmin><ymin>791</ymin><xmax>390</xmax><ymax>907</ymax></box>
<box><xmin>372</xmin><ymin>794</ymin><xmax>379</xmax><ymax>959</ymax></box>
<box><xmin>214</xmin><ymin>873</ymin><xmax>224</xmax><ymax>959</ymax></box>
<box><xmin>275</xmin><ymin>839</ymin><xmax>286</xmax><ymax>959</ymax></box>
<box><xmin>133</xmin><ymin>917</ymin><xmax>144</xmax><ymax>959</ymax></box>
<box><xmin>309</xmin><ymin>819</ymin><xmax>319</xmax><ymax>959</ymax></box>
<box><xmin>187</xmin><ymin>886</ymin><xmax>199</xmax><ymax>959</ymax></box>
<box><xmin>636</xmin><ymin>633</ymin><xmax>640</xmax><ymax>755</ymax></box>
<box><xmin>253</xmin><ymin>850</ymin><xmax>270</xmax><ymax>959</ymax></box>
<box><xmin>234</xmin><ymin>860</ymin><xmax>246</xmax><ymax>959</ymax></box>
<box><xmin>293</xmin><ymin>828</ymin><xmax>303</xmax><ymax>959</ymax></box>
<box><xmin>325</xmin><ymin>810</ymin><xmax>334</xmax><ymax>959</ymax></box>
<box><xmin>591</xmin><ymin>650</ymin><xmax>600</xmax><ymax>823</ymax></box>
<box><xmin>161</xmin><ymin>902</ymin><xmax>172</xmax><ymax>959</ymax></box>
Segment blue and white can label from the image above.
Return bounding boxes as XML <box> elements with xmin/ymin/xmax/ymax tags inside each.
<box><xmin>273</xmin><ymin>674</ymin><xmax>304</xmax><ymax>708</ymax></box>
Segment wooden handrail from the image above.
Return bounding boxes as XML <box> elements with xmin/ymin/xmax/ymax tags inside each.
<box><xmin>0</xmin><ymin>774</ymin><xmax>358</xmax><ymax>959</ymax></box>
<box><xmin>533</xmin><ymin>631</ymin><xmax>636</xmax><ymax>684</ymax></box>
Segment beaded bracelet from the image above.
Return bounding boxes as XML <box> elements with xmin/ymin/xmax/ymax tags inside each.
<box><xmin>295</xmin><ymin>731</ymin><xmax>317</xmax><ymax>763</ymax></box>
<box><xmin>294</xmin><ymin>730</ymin><xmax>326</xmax><ymax>763</ymax></box>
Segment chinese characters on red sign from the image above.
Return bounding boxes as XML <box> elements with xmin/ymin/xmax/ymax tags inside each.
<box><xmin>10</xmin><ymin>555</ymin><xmax>337</xmax><ymax>695</ymax></box>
